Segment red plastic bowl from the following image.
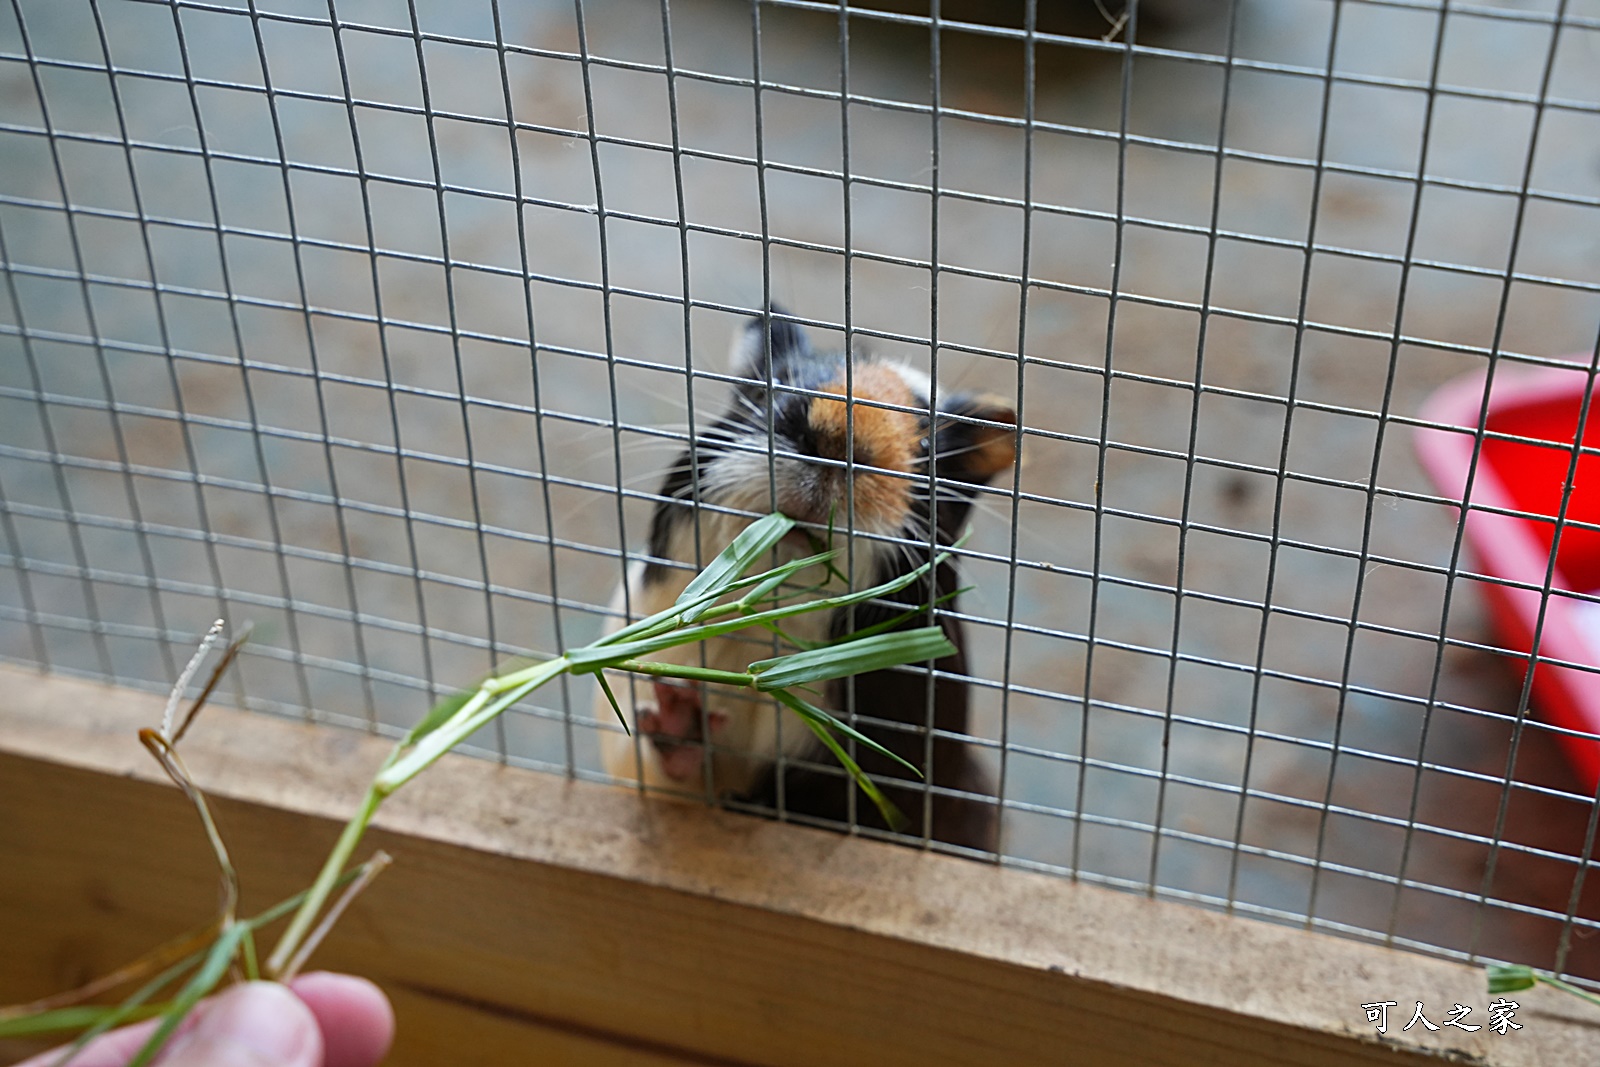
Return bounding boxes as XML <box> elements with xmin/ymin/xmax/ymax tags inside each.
<box><xmin>1413</xmin><ymin>359</ymin><xmax>1600</xmax><ymax>793</ymax></box>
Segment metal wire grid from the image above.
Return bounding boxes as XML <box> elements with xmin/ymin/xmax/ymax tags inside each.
<box><xmin>1</xmin><ymin>0</ymin><xmax>1599</xmax><ymax>987</ymax></box>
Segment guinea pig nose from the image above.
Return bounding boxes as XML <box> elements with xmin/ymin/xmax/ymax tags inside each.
<box><xmin>810</xmin><ymin>425</ymin><xmax>862</xmax><ymax>465</ymax></box>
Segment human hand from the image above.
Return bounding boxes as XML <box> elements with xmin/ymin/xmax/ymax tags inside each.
<box><xmin>19</xmin><ymin>972</ymin><xmax>394</xmax><ymax>1067</ymax></box>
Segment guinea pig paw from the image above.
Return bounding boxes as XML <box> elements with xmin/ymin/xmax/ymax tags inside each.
<box><xmin>635</xmin><ymin>682</ymin><xmax>726</xmax><ymax>782</ymax></box>
<box><xmin>654</xmin><ymin>739</ymin><xmax>705</xmax><ymax>782</ymax></box>
<box><xmin>650</xmin><ymin>679</ymin><xmax>703</xmax><ymax>741</ymax></box>
<box><xmin>635</xmin><ymin>705</ymin><xmax>662</xmax><ymax>736</ymax></box>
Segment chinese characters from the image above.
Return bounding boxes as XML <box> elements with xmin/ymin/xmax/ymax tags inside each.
<box><xmin>1360</xmin><ymin>999</ymin><xmax>1522</xmax><ymax>1037</ymax></box>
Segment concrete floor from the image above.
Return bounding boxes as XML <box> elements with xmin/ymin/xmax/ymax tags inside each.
<box><xmin>2</xmin><ymin>0</ymin><xmax>1599</xmax><ymax>981</ymax></box>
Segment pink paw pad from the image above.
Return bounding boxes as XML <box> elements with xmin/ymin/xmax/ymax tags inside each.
<box><xmin>650</xmin><ymin>680</ymin><xmax>702</xmax><ymax>740</ymax></box>
<box><xmin>636</xmin><ymin>681</ymin><xmax>725</xmax><ymax>781</ymax></box>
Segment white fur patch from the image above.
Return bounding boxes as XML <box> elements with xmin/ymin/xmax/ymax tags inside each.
<box><xmin>596</xmin><ymin>516</ymin><xmax>894</xmax><ymax>798</ymax></box>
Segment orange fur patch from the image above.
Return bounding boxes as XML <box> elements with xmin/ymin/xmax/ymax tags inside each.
<box><xmin>808</xmin><ymin>364</ymin><xmax>917</xmax><ymax>531</ymax></box>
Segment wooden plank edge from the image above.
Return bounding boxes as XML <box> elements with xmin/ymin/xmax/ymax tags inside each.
<box><xmin>0</xmin><ymin>664</ymin><xmax>1592</xmax><ymax>1065</ymax></box>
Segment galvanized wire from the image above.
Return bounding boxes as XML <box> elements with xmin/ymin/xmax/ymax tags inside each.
<box><xmin>1</xmin><ymin>0</ymin><xmax>1598</xmax><ymax>993</ymax></box>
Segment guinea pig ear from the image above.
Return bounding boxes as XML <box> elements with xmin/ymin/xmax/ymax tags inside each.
<box><xmin>731</xmin><ymin>304</ymin><xmax>812</xmax><ymax>381</ymax></box>
<box><xmin>938</xmin><ymin>395</ymin><xmax>1018</xmax><ymax>485</ymax></box>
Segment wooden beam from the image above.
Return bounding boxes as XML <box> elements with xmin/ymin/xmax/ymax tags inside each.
<box><xmin>0</xmin><ymin>665</ymin><xmax>1591</xmax><ymax>1065</ymax></box>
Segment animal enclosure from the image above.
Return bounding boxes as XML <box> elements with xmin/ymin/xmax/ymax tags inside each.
<box><xmin>2</xmin><ymin>0</ymin><xmax>1599</xmax><ymax>1022</ymax></box>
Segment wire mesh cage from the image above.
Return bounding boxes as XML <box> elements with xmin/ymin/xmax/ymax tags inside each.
<box><xmin>3</xmin><ymin>0</ymin><xmax>1599</xmax><ymax>997</ymax></box>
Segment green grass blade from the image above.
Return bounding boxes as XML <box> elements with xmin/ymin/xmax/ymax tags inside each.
<box><xmin>593</xmin><ymin>540</ymin><xmax>825</xmax><ymax>652</ymax></box>
<box><xmin>1486</xmin><ymin>964</ymin><xmax>1537</xmax><ymax>994</ymax></box>
<box><xmin>408</xmin><ymin>655</ymin><xmax>553</xmax><ymax>747</ymax></box>
<box><xmin>585</xmin><ymin>534</ymin><xmax>954</xmax><ymax>674</ymax></box>
<box><xmin>13</xmin><ymin>858</ymin><xmax>367</xmax><ymax>1047</ymax></box>
<box><xmin>750</xmin><ymin>628</ymin><xmax>955</xmax><ymax>691</ymax></box>
<box><xmin>825</xmin><ymin>586</ymin><xmax>969</xmax><ymax>644</ymax></box>
<box><xmin>1483</xmin><ymin>964</ymin><xmax>1600</xmax><ymax>1010</ymax></box>
<box><xmin>572</xmin><ymin>615</ymin><xmax>954</xmax><ymax>681</ymax></box>
<box><xmin>0</xmin><ymin>1004</ymin><xmax>167</xmax><ymax>1039</ymax></box>
<box><xmin>749</xmin><ymin>618</ymin><xmax>829</xmax><ymax>651</ymax></box>
<box><xmin>1538</xmin><ymin>974</ymin><xmax>1600</xmax><ymax>1009</ymax></box>
<box><xmin>596</xmin><ymin>585</ymin><xmax>728</xmax><ymax>648</ymax></box>
<box><xmin>735</xmin><ymin>549</ymin><xmax>838</xmax><ymax>608</ymax></box>
<box><xmin>42</xmin><ymin>941</ymin><xmax>211</xmax><ymax>1067</ymax></box>
<box><xmin>771</xmin><ymin>690</ymin><xmax>907</xmax><ymax>831</ymax></box>
<box><xmin>374</xmin><ymin>656</ymin><xmax>570</xmax><ymax>794</ymax></box>
<box><xmin>770</xmin><ymin>688</ymin><xmax>921</xmax><ymax>778</ymax></box>
<box><xmin>731</xmin><ymin>544</ymin><xmax>954</xmax><ymax>629</ymax></box>
<box><xmin>595</xmin><ymin>672</ymin><xmax>629</xmax><ymax>734</ymax></box>
<box><xmin>676</xmin><ymin>512</ymin><xmax>795</xmax><ymax>620</ymax></box>
<box><xmin>240</xmin><ymin>927</ymin><xmax>259</xmax><ymax>981</ymax></box>
<box><xmin>245</xmin><ymin>868</ymin><xmax>367</xmax><ymax>932</ymax></box>
<box><xmin>125</xmin><ymin>924</ymin><xmax>249</xmax><ymax>1067</ymax></box>
<box><xmin>566</xmin><ymin>636</ymin><xmax>682</xmax><ymax>672</ymax></box>
<box><xmin>404</xmin><ymin>689</ymin><xmax>476</xmax><ymax>745</ymax></box>
<box><xmin>571</xmin><ymin>558</ymin><xmax>955</xmax><ymax>675</ymax></box>
<box><xmin>606</xmin><ymin>660</ymin><xmax>752</xmax><ymax>687</ymax></box>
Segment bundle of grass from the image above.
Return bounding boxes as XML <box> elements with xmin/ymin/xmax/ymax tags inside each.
<box><xmin>0</xmin><ymin>512</ymin><xmax>957</xmax><ymax>1063</ymax></box>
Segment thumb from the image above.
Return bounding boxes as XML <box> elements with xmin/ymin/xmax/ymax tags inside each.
<box><xmin>160</xmin><ymin>981</ymin><xmax>323</xmax><ymax>1067</ymax></box>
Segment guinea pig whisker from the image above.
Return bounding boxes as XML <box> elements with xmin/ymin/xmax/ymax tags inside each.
<box><xmin>621</xmin><ymin>463</ymin><xmax>698</xmax><ymax>491</ymax></box>
<box><xmin>729</xmin><ymin>389</ymin><xmax>778</xmax><ymax>428</ymax></box>
<box><xmin>907</xmin><ymin>439</ymin><xmax>998</xmax><ymax>467</ymax></box>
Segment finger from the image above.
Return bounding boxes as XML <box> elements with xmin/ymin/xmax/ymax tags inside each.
<box><xmin>159</xmin><ymin>982</ymin><xmax>322</xmax><ymax>1067</ymax></box>
<box><xmin>14</xmin><ymin>1016</ymin><xmax>166</xmax><ymax>1067</ymax></box>
<box><xmin>288</xmin><ymin>973</ymin><xmax>395</xmax><ymax>1067</ymax></box>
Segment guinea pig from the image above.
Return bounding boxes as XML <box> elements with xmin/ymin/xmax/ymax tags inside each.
<box><xmin>596</xmin><ymin>307</ymin><xmax>1016</xmax><ymax>852</ymax></box>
